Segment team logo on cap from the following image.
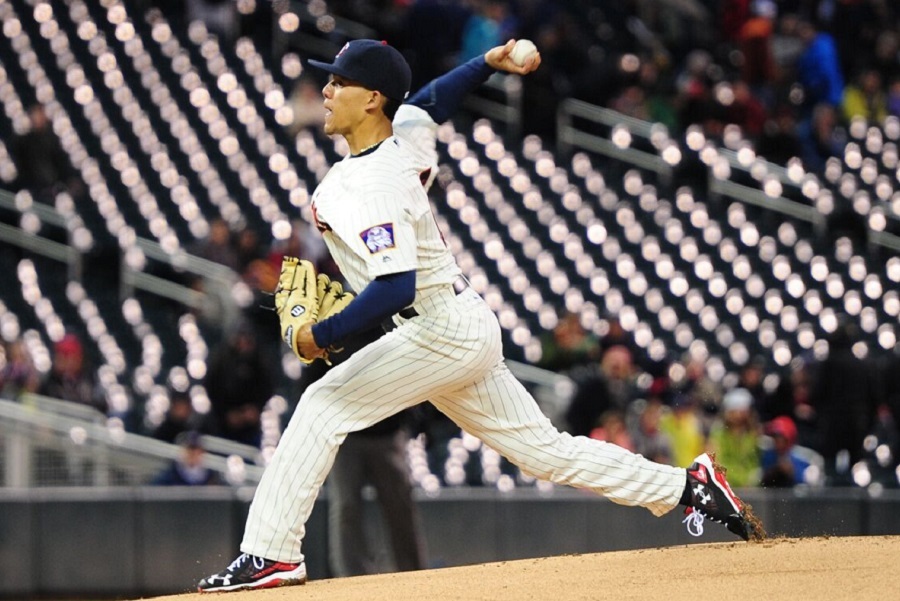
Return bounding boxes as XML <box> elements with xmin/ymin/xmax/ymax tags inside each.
<box><xmin>336</xmin><ymin>42</ymin><xmax>350</xmax><ymax>58</ymax></box>
<box><xmin>360</xmin><ymin>223</ymin><xmax>395</xmax><ymax>253</ymax></box>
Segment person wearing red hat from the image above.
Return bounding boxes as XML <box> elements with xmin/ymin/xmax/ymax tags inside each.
<box><xmin>760</xmin><ymin>416</ymin><xmax>816</xmax><ymax>487</ymax></box>
<box><xmin>39</xmin><ymin>333</ymin><xmax>105</xmax><ymax>413</ymax></box>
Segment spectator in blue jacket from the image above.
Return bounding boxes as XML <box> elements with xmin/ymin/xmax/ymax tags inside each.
<box><xmin>795</xmin><ymin>19</ymin><xmax>844</xmax><ymax>110</ymax></box>
<box><xmin>152</xmin><ymin>431</ymin><xmax>221</xmax><ymax>486</ymax></box>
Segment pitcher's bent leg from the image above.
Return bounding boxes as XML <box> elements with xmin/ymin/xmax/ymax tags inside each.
<box><xmin>432</xmin><ymin>362</ymin><xmax>686</xmax><ymax>516</ymax></box>
<box><xmin>239</xmin><ymin>321</ymin><xmax>498</xmax><ymax>563</ymax></box>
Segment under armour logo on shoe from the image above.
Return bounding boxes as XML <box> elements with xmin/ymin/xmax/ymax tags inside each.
<box><xmin>207</xmin><ymin>574</ymin><xmax>232</xmax><ymax>586</ymax></box>
<box><xmin>693</xmin><ymin>483</ymin><xmax>712</xmax><ymax>505</ymax></box>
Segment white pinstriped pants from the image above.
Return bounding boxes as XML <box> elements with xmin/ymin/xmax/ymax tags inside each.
<box><xmin>241</xmin><ymin>287</ymin><xmax>687</xmax><ymax>562</ymax></box>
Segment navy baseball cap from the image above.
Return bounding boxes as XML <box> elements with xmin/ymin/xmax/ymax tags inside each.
<box><xmin>309</xmin><ymin>40</ymin><xmax>411</xmax><ymax>101</ymax></box>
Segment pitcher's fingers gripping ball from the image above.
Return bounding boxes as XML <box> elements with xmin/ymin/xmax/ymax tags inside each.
<box><xmin>485</xmin><ymin>39</ymin><xmax>541</xmax><ymax>75</ymax></box>
<box><xmin>274</xmin><ymin>257</ymin><xmax>320</xmax><ymax>364</ymax></box>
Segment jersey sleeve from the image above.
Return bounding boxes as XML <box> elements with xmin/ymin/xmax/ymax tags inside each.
<box><xmin>330</xmin><ymin>191</ymin><xmax>421</xmax><ymax>280</ymax></box>
<box><xmin>392</xmin><ymin>105</ymin><xmax>439</xmax><ymax>189</ymax></box>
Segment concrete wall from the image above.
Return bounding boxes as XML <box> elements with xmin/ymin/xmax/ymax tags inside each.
<box><xmin>1</xmin><ymin>487</ymin><xmax>898</xmax><ymax>598</ymax></box>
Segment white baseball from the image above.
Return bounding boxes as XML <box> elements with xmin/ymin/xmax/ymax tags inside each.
<box><xmin>509</xmin><ymin>39</ymin><xmax>537</xmax><ymax>67</ymax></box>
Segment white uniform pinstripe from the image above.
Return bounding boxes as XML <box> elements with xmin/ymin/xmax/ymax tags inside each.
<box><xmin>240</xmin><ymin>105</ymin><xmax>687</xmax><ymax>563</ymax></box>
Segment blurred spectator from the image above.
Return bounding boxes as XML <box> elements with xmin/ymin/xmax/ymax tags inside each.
<box><xmin>287</xmin><ymin>75</ymin><xmax>328</xmax><ymax>136</ymax></box>
<box><xmin>760</xmin><ymin>357</ymin><xmax>817</xmax><ymax>448</ymax></box>
<box><xmin>872</xmin><ymin>30</ymin><xmax>900</xmax><ymax>85</ymax></box>
<box><xmin>682</xmin><ymin>353</ymin><xmax>724</xmax><ymax>418</ymax></box>
<box><xmin>601</xmin><ymin>345</ymin><xmax>637</xmax><ymax>397</ymax></box>
<box><xmin>521</xmin><ymin>9</ymin><xmax>591</xmax><ymax>140</ymax></box>
<box><xmin>0</xmin><ymin>339</ymin><xmax>41</xmax><ymax>399</ymax></box>
<box><xmin>609</xmin><ymin>85</ymin><xmax>651</xmax><ymax>121</ymax></box>
<box><xmin>737</xmin><ymin>356</ymin><xmax>767</xmax><ymax>407</ymax></box>
<box><xmin>674</xmin><ymin>49</ymin><xmax>717</xmax><ymax>132</ymax></box>
<box><xmin>10</xmin><ymin>104</ymin><xmax>80</xmax><ymax>204</ymax></box>
<box><xmin>726</xmin><ymin>80</ymin><xmax>768</xmax><ymax>139</ymax></box>
<box><xmin>797</xmin><ymin>103</ymin><xmax>847</xmax><ymax>172</ymax></box>
<box><xmin>737</xmin><ymin>0</ymin><xmax>778</xmax><ymax>107</ymax></box>
<box><xmin>795</xmin><ymin>19</ymin><xmax>844</xmax><ymax>110</ymax></box>
<box><xmin>810</xmin><ymin>321</ymin><xmax>879</xmax><ymax>483</ymax></box>
<box><xmin>599</xmin><ymin>316</ymin><xmax>636</xmax><ymax>359</ymax></box>
<box><xmin>659</xmin><ymin>392</ymin><xmax>706</xmax><ymax>468</ymax></box>
<box><xmin>236</xmin><ymin>227</ymin><xmax>279</xmax><ymax>332</ymax></box>
<box><xmin>186</xmin><ymin>274</ymin><xmax>234</xmax><ymax>338</ymax></box>
<box><xmin>565</xmin><ymin>345</ymin><xmax>637</xmax><ymax>437</ymax></box>
<box><xmin>770</xmin><ymin>13</ymin><xmax>806</xmax><ymax>75</ymax></box>
<box><xmin>720</xmin><ymin>0</ymin><xmax>753</xmax><ymax>42</ymax></box>
<box><xmin>39</xmin><ymin>334</ymin><xmax>105</xmax><ymax>413</ymax></box>
<box><xmin>629</xmin><ymin>399</ymin><xmax>673</xmax><ymax>464</ymax></box>
<box><xmin>458</xmin><ymin>0</ymin><xmax>513</xmax><ymax>64</ymax></box>
<box><xmin>637</xmin><ymin>59</ymin><xmax>678</xmax><ymax>130</ymax></box>
<box><xmin>153</xmin><ymin>391</ymin><xmax>202</xmax><ymax>444</ymax></box>
<box><xmin>706</xmin><ymin>388</ymin><xmax>760</xmax><ymax>487</ymax></box>
<box><xmin>589</xmin><ymin>409</ymin><xmax>634</xmax><ymax>451</ymax></box>
<box><xmin>889</xmin><ymin>77</ymin><xmax>900</xmax><ymax>117</ymax></box>
<box><xmin>537</xmin><ymin>311</ymin><xmax>599</xmax><ymax>373</ymax></box>
<box><xmin>204</xmin><ymin>321</ymin><xmax>275</xmax><ymax>446</ymax></box>
<box><xmin>756</xmin><ymin>106</ymin><xmax>803</xmax><ymax>165</ymax></box>
<box><xmin>829</xmin><ymin>0</ymin><xmax>889</xmax><ymax>78</ymax></box>
<box><xmin>403</xmin><ymin>0</ymin><xmax>471</xmax><ymax>89</ymax></box>
<box><xmin>186</xmin><ymin>0</ymin><xmax>237</xmax><ymax>41</ymax></box>
<box><xmin>151</xmin><ymin>430</ymin><xmax>221</xmax><ymax>486</ymax></box>
<box><xmin>842</xmin><ymin>69</ymin><xmax>888</xmax><ymax>124</ymax></box>
<box><xmin>759</xmin><ymin>416</ymin><xmax>814</xmax><ymax>487</ymax></box>
<box><xmin>190</xmin><ymin>217</ymin><xmax>239</xmax><ymax>271</ymax></box>
<box><xmin>235</xmin><ymin>227</ymin><xmax>265</xmax><ymax>275</ymax></box>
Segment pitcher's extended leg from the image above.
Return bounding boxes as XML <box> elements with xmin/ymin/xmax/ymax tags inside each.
<box><xmin>432</xmin><ymin>362</ymin><xmax>685</xmax><ymax>516</ymax></box>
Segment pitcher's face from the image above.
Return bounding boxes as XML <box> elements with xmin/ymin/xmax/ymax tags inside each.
<box><xmin>322</xmin><ymin>75</ymin><xmax>371</xmax><ymax>137</ymax></box>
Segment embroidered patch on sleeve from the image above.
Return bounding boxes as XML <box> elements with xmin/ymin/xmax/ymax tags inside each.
<box><xmin>360</xmin><ymin>223</ymin><xmax>395</xmax><ymax>253</ymax></box>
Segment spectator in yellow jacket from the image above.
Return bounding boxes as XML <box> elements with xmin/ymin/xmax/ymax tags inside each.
<box><xmin>842</xmin><ymin>69</ymin><xmax>888</xmax><ymax>124</ymax></box>
<box><xmin>707</xmin><ymin>388</ymin><xmax>761</xmax><ymax>487</ymax></box>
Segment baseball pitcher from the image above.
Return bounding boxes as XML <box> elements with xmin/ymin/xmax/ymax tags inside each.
<box><xmin>199</xmin><ymin>39</ymin><xmax>762</xmax><ymax>592</ymax></box>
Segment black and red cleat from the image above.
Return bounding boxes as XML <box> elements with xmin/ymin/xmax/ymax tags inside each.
<box><xmin>198</xmin><ymin>553</ymin><xmax>307</xmax><ymax>593</ymax></box>
<box><xmin>683</xmin><ymin>453</ymin><xmax>766</xmax><ymax>542</ymax></box>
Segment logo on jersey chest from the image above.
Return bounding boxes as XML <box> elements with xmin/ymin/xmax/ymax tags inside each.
<box><xmin>360</xmin><ymin>223</ymin><xmax>395</xmax><ymax>253</ymax></box>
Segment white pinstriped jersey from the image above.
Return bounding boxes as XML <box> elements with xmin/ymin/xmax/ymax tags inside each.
<box><xmin>310</xmin><ymin>105</ymin><xmax>460</xmax><ymax>298</ymax></box>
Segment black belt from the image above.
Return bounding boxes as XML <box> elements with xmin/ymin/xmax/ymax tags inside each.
<box><xmin>397</xmin><ymin>278</ymin><xmax>469</xmax><ymax>319</ymax></box>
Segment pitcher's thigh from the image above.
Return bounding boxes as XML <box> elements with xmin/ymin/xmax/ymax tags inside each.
<box><xmin>429</xmin><ymin>363</ymin><xmax>564</xmax><ymax>472</ymax></box>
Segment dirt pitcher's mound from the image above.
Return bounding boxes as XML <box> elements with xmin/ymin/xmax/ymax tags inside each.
<box><xmin>154</xmin><ymin>536</ymin><xmax>899</xmax><ymax>601</ymax></box>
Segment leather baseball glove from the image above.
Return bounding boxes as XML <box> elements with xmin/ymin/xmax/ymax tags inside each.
<box><xmin>317</xmin><ymin>275</ymin><xmax>355</xmax><ymax>320</ymax></box>
<box><xmin>274</xmin><ymin>257</ymin><xmax>320</xmax><ymax>364</ymax></box>
<box><xmin>274</xmin><ymin>258</ymin><xmax>356</xmax><ymax>364</ymax></box>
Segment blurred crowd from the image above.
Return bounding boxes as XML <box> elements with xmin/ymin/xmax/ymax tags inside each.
<box><xmin>4</xmin><ymin>0</ymin><xmax>900</xmax><ymax>494</ymax></box>
<box><xmin>539</xmin><ymin>311</ymin><xmax>900</xmax><ymax>488</ymax></box>
<box><xmin>270</xmin><ymin>0</ymin><xmax>900</xmax><ymax>174</ymax></box>
<box><xmin>1</xmin><ymin>210</ymin><xmax>348</xmax><ymax>449</ymax></box>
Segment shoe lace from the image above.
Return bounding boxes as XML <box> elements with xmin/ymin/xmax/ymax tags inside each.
<box><xmin>683</xmin><ymin>509</ymin><xmax>705</xmax><ymax>537</ymax></box>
